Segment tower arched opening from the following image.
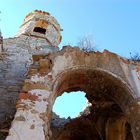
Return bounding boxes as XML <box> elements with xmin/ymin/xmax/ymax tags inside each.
<box><xmin>33</xmin><ymin>27</ymin><xmax>46</xmax><ymax>34</ymax></box>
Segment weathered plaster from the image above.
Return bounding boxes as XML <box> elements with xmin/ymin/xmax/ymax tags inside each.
<box><xmin>15</xmin><ymin>10</ymin><xmax>62</xmax><ymax>47</ymax></box>
<box><xmin>6</xmin><ymin>89</ymin><xmax>51</xmax><ymax>140</ymax></box>
<box><xmin>0</xmin><ymin>11</ymin><xmax>61</xmax><ymax>138</ymax></box>
<box><xmin>6</xmin><ymin>46</ymin><xmax>140</xmax><ymax>140</ymax></box>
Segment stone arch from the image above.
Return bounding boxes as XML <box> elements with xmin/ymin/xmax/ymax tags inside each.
<box><xmin>51</xmin><ymin>66</ymin><xmax>138</xmax><ymax>140</ymax></box>
<box><xmin>6</xmin><ymin>48</ymin><xmax>140</xmax><ymax>140</ymax></box>
<box><xmin>52</xmin><ymin>67</ymin><xmax>134</xmax><ymax>111</ymax></box>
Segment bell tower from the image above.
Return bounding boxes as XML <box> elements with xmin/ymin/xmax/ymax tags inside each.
<box><xmin>16</xmin><ymin>10</ymin><xmax>62</xmax><ymax>47</ymax></box>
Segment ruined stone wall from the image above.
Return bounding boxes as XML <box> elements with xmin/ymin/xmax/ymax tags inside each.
<box><xmin>0</xmin><ymin>10</ymin><xmax>62</xmax><ymax>139</ymax></box>
<box><xmin>3</xmin><ymin>35</ymin><xmax>58</xmax><ymax>50</ymax></box>
<box><xmin>5</xmin><ymin>46</ymin><xmax>140</xmax><ymax>140</ymax></box>
<box><xmin>0</xmin><ymin>37</ymin><xmax>58</xmax><ymax>130</ymax></box>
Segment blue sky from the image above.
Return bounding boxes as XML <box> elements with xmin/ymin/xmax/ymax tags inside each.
<box><xmin>0</xmin><ymin>0</ymin><xmax>140</xmax><ymax>118</ymax></box>
<box><xmin>0</xmin><ymin>0</ymin><xmax>140</xmax><ymax>57</ymax></box>
<box><xmin>53</xmin><ymin>92</ymin><xmax>87</xmax><ymax>118</ymax></box>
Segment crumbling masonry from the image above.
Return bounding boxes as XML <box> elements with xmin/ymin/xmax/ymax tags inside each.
<box><xmin>0</xmin><ymin>10</ymin><xmax>140</xmax><ymax>140</ymax></box>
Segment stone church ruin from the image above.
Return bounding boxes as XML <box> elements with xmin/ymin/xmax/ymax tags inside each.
<box><xmin>0</xmin><ymin>10</ymin><xmax>140</xmax><ymax>140</ymax></box>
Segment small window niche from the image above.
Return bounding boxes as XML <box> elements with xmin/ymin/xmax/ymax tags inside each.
<box><xmin>33</xmin><ymin>27</ymin><xmax>46</xmax><ymax>35</ymax></box>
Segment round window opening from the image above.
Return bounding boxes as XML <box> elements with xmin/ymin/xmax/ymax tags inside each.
<box><xmin>53</xmin><ymin>91</ymin><xmax>89</xmax><ymax>118</ymax></box>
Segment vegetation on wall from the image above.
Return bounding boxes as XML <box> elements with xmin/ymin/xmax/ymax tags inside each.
<box><xmin>129</xmin><ymin>52</ymin><xmax>140</xmax><ymax>62</ymax></box>
<box><xmin>77</xmin><ymin>35</ymin><xmax>96</xmax><ymax>52</ymax></box>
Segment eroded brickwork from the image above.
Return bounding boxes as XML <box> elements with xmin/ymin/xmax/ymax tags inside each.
<box><xmin>0</xmin><ymin>10</ymin><xmax>61</xmax><ymax>139</ymax></box>
<box><xmin>6</xmin><ymin>46</ymin><xmax>140</xmax><ymax>140</ymax></box>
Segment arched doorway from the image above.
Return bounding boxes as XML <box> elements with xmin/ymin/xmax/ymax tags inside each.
<box><xmin>50</xmin><ymin>67</ymin><xmax>135</xmax><ymax>140</ymax></box>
